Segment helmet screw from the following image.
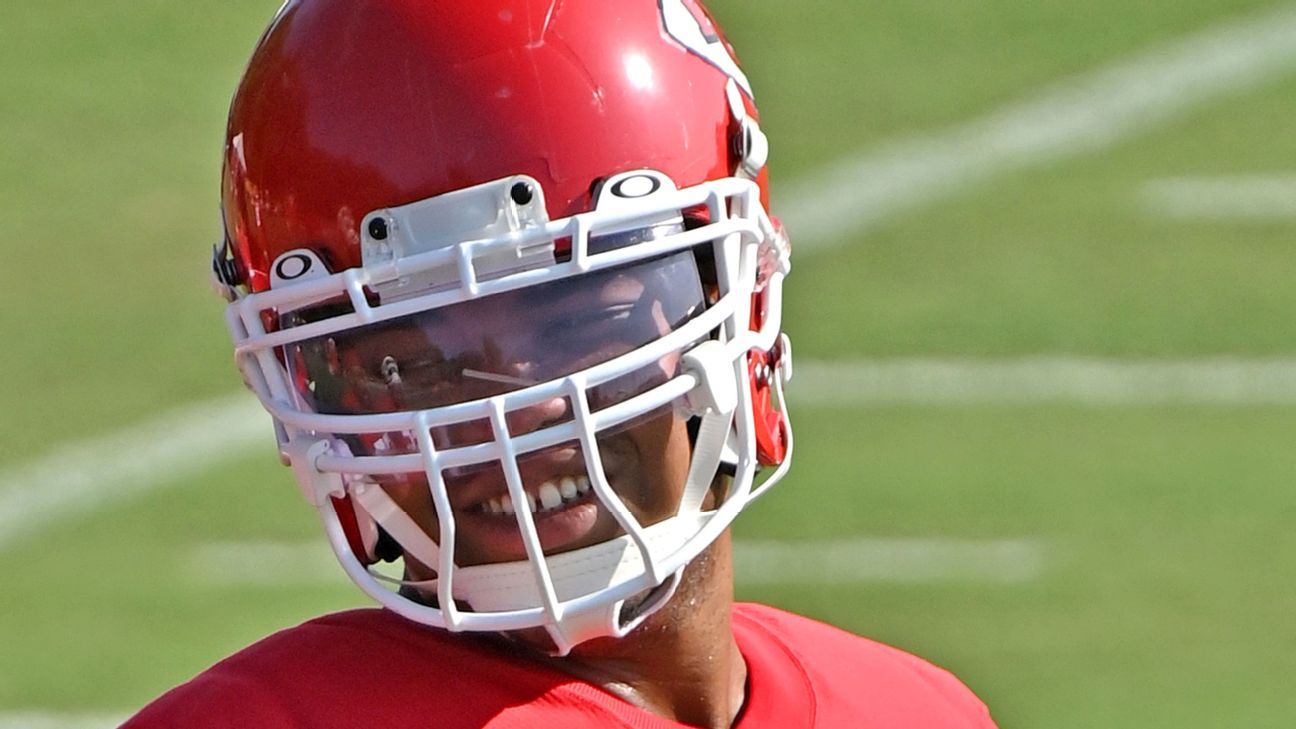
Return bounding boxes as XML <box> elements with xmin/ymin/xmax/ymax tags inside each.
<box><xmin>510</xmin><ymin>181</ymin><xmax>534</xmax><ymax>205</ymax></box>
<box><xmin>368</xmin><ymin>217</ymin><xmax>389</xmax><ymax>240</ymax></box>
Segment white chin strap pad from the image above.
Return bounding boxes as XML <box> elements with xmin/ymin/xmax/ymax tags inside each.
<box><xmin>542</xmin><ymin>568</ymin><xmax>683</xmax><ymax>656</ymax></box>
<box><xmin>445</xmin><ymin>513</ymin><xmax>708</xmax><ymax>609</ymax></box>
<box><xmin>409</xmin><ymin>513</ymin><xmax>709</xmax><ymax>653</ymax></box>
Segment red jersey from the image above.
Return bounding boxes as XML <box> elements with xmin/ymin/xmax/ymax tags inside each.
<box><xmin>123</xmin><ymin>604</ymin><xmax>995</xmax><ymax>728</ymax></box>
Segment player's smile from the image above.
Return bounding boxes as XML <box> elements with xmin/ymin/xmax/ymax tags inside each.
<box><xmin>454</xmin><ymin>476</ymin><xmax>603</xmax><ymax>563</ymax></box>
<box><xmin>387</xmin><ymin>416</ymin><xmax>680</xmax><ymax>571</ymax></box>
<box><xmin>447</xmin><ymin>445</ymin><xmax>615</xmax><ymax>565</ymax></box>
<box><xmin>469</xmin><ymin>474</ymin><xmax>595</xmax><ymax>517</ymax></box>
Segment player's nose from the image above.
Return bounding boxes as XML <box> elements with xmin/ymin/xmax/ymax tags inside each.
<box><xmin>429</xmin><ymin>373</ymin><xmax>569</xmax><ymax>450</ymax></box>
<box><xmin>503</xmin><ymin>394</ymin><xmax>571</xmax><ymax>438</ymax></box>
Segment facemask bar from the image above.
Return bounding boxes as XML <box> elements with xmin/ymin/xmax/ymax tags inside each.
<box><xmin>225</xmin><ymin>174</ymin><xmax>792</xmax><ymax>651</ymax></box>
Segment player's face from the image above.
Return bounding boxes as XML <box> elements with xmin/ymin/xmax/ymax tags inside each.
<box><xmin>284</xmin><ymin>251</ymin><xmax>706</xmax><ymax>569</ymax></box>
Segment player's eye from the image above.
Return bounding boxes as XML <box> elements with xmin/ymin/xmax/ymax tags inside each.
<box><xmin>548</xmin><ymin>303</ymin><xmax>636</xmax><ymax>344</ymax></box>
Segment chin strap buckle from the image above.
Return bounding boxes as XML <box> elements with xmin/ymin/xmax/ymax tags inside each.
<box><xmin>284</xmin><ymin>437</ymin><xmax>346</xmax><ymax>507</ymax></box>
<box><xmin>683</xmin><ymin>340</ymin><xmax>739</xmax><ymax>416</ymax></box>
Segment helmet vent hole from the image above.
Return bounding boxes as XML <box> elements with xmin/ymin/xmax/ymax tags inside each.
<box><xmin>510</xmin><ymin>181</ymin><xmax>534</xmax><ymax>205</ymax></box>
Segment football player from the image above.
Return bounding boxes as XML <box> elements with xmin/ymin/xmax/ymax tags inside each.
<box><xmin>124</xmin><ymin>1</ymin><xmax>996</xmax><ymax>727</ymax></box>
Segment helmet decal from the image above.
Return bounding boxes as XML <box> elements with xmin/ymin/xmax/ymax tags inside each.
<box><xmin>269</xmin><ymin>249</ymin><xmax>331</xmax><ymax>290</ymax></box>
<box><xmin>658</xmin><ymin>0</ymin><xmax>753</xmax><ymax>98</ymax></box>
<box><xmin>608</xmin><ymin>173</ymin><xmax>663</xmax><ymax>200</ymax></box>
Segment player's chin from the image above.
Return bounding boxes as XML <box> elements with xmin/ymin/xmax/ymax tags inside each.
<box><xmin>496</xmin><ymin>579</ymin><xmax>675</xmax><ymax>657</ymax></box>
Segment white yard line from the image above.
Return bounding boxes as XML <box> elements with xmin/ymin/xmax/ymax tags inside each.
<box><xmin>189</xmin><ymin>540</ymin><xmax>345</xmax><ymax>586</ymax></box>
<box><xmin>1141</xmin><ymin>174</ymin><xmax>1296</xmax><ymax>221</ymax></box>
<box><xmin>734</xmin><ymin>538</ymin><xmax>1045</xmax><ymax>586</ymax></box>
<box><xmin>792</xmin><ymin>358</ymin><xmax>1296</xmax><ymax>405</ymax></box>
<box><xmin>186</xmin><ymin>538</ymin><xmax>1045</xmax><ymax>587</ymax></box>
<box><xmin>781</xmin><ymin>3</ymin><xmax>1296</xmax><ymax>250</ymax></box>
<box><xmin>0</xmin><ymin>396</ymin><xmax>267</xmax><ymax>552</ymax></box>
<box><xmin>0</xmin><ymin>714</ymin><xmax>126</xmax><ymax>729</ymax></box>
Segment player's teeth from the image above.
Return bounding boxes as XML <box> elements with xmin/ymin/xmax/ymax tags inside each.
<box><xmin>559</xmin><ymin>477</ymin><xmax>578</xmax><ymax>501</ymax></box>
<box><xmin>485</xmin><ymin>475</ymin><xmax>596</xmax><ymax>516</ymax></box>
<box><xmin>538</xmin><ymin>482</ymin><xmax>562</xmax><ymax>510</ymax></box>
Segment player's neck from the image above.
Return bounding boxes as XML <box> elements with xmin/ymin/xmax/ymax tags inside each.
<box><xmin>553</xmin><ymin>534</ymin><xmax>747</xmax><ymax>728</ymax></box>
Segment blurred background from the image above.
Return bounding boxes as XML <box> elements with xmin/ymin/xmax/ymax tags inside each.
<box><xmin>2</xmin><ymin>1</ymin><xmax>1294</xmax><ymax>726</ymax></box>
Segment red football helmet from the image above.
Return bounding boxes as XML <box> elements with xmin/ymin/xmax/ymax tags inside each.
<box><xmin>214</xmin><ymin>0</ymin><xmax>792</xmax><ymax>654</ymax></box>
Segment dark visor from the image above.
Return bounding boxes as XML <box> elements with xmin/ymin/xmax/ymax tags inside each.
<box><xmin>283</xmin><ymin>250</ymin><xmax>706</xmax><ymax>416</ymax></box>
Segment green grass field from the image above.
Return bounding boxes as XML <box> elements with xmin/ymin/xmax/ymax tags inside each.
<box><xmin>2</xmin><ymin>1</ymin><xmax>1295</xmax><ymax>727</ymax></box>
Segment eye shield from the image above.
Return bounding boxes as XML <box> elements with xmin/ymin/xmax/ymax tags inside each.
<box><xmin>283</xmin><ymin>250</ymin><xmax>707</xmax><ymax>419</ymax></box>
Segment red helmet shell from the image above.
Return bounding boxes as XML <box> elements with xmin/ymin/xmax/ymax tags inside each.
<box><xmin>222</xmin><ymin>0</ymin><xmax>765</xmax><ymax>292</ymax></box>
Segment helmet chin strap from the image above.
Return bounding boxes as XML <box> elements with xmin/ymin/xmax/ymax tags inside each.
<box><xmin>360</xmin><ymin>501</ymin><xmax>714</xmax><ymax>654</ymax></box>
<box><xmin>449</xmin><ymin>514</ymin><xmax>702</xmax><ymax>656</ymax></box>
<box><xmin>539</xmin><ymin>568</ymin><xmax>684</xmax><ymax>656</ymax></box>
